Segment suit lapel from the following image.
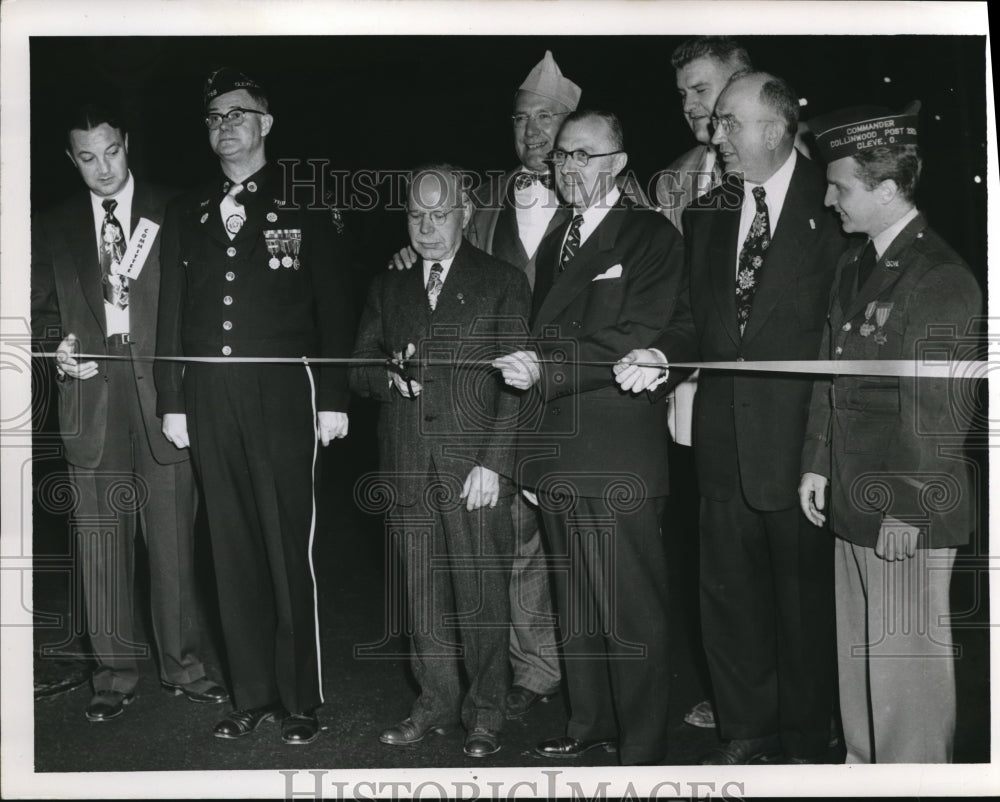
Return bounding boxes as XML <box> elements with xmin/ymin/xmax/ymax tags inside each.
<box><xmin>740</xmin><ymin>160</ymin><xmax>812</xmax><ymax>345</ymax></box>
<box><xmin>68</xmin><ymin>193</ymin><xmax>108</xmax><ymax>334</ymax></box>
<box><xmin>126</xmin><ymin>182</ymin><xmax>158</xmax><ymax>347</ymax></box>
<box><xmin>708</xmin><ymin>198</ymin><xmax>742</xmax><ymax>348</ymax></box>
<box><xmin>432</xmin><ymin>246</ymin><xmax>473</xmax><ymax>320</ymax></box>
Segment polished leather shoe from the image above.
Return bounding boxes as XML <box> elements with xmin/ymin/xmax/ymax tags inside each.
<box><xmin>161</xmin><ymin>678</ymin><xmax>229</xmax><ymax>704</ymax></box>
<box><xmin>85</xmin><ymin>690</ymin><xmax>135</xmax><ymax>722</ymax></box>
<box><xmin>699</xmin><ymin>736</ymin><xmax>781</xmax><ymax>765</ymax></box>
<box><xmin>213</xmin><ymin>704</ymin><xmax>285</xmax><ymax>739</ymax></box>
<box><xmin>282</xmin><ymin>712</ymin><xmax>321</xmax><ymax>745</ymax></box>
<box><xmin>464</xmin><ymin>727</ymin><xmax>501</xmax><ymax>757</ymax></box>
<box><xmin>505</xmin><ymin>685</ymin><xmax>558</xmax><ymax>719</ymax></box>
<box><xmin>379</xmin><ymin>717</ymin><xmax>457</xmax><ymax>746</ymax></box>
<box><xmin>534</xmin><ymin>736</ymin><xmax>617</xmax><ymax>759</ymax></box>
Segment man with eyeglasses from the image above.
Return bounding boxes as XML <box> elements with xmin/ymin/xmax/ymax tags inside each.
<box><xmin>494</xmin><ymin>110</ymin><xmax>684</xmax><ymax>766</ymax></box>
<box><xmin>388</xmin><ymin>50</ymin><xmax>579</xmax><ymax>721</ymax></box>
<box><xmin>155</xmin><ymin>67</ymin><xmax>354</xmax><ymax>746</ymax></box>
<box><xmin>615</xmin><ymin>72</ymin><xmax>846</xmax><ymax>765</ymax></box>
<box><xmin>31</xmin><ymin>98</ymin><xmax>227</xmax><ymax>723</ymax></box>
<box><xmin>352</xmin><ymin>165</ymin><xmax>531</xmax><ymax>758</ymax></box>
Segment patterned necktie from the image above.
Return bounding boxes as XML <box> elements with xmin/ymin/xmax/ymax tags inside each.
<box><xmin>559</xmin><ymin>214</ymin><xmax>584</xmax><ymax>272</ymax></box>
<box><xmin>100</xmin><ymin>198</ymin><xmax>129</xmax><ymax>309</ymax></box>
<box><xmin>426</xmin><ymin>262</ymin><xmax>444</xmax><ymax>311</ymax></box>
<box><xmin>856</xmin><ymin>239</ymin><xmax>877</xmax><ymax>292</ymax></box>
<box><xmin>735</xmin><ymin>185</ymin><xmax>771</xmax><ymax>334</ymax></box>
<box><xmin>514</xmin><ymin>171</ymin><xmax>553</xmax><ymax>191</ymax></box>
<box><xmin>220</xmin><ymin>182</ymin><xmax>246</xmax><ymax>240</ymax></box>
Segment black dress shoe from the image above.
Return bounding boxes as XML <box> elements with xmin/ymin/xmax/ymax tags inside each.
<box><xmin>534</xmin><ymin>736</ymin><xmax>617</xmax><ymax>759</ymax></box>
<box><xmin>379</xmin><ymin>717</ymin><xmax>457</xmax><ymax>746</ymax></box>
<box><xmin>161</xmin><ymin>678</ymin><xmax>229</xmax><ymax>704</ymax></box>
<box><xmin>505</xmin><ymin>685</ymin><xmax>558</xmax><ymax>719</ymax></box>
<box><xmin>282</xmin><ymin>712</ymin><xmax>321</xmax><ymax>745</ymax></box>
<box><xmin>85</xmin><ymin>690</ymin><xmax>135</xmax><ymax>722</ymax></box>
<box><xmin>213</xmin><ymin>703</ymin><xmax>285</xmax><ymax>739</ymax></box>
<box><xmin>464</xmin><ymin>727</ymin><xmax>501</xmax><ymax>757</ymax></box>
<box><xmin>699</xmin><ymin>736</ymin><xmax>781</xmax><ymax>765</ymax></box>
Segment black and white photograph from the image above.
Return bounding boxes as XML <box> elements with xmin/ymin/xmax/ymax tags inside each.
<box><xmin>1</xmin><ymin>1</ymin><xmax>994</xmax><ymax>798</ymax></box>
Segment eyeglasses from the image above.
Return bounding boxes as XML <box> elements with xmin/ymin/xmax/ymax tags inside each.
<box><xmin>710</xmin><ymin>115</ymin><xmax>779</xmax><ymax>136</ymax></box>
<box><xmin>204</xmin><ymin>108</ymin><xmax>266</xmax><ymax>130</ymax></box>
<box><xmin>511</xmin><ymin>111</ymin><xmax>570</xmax><ymax>128</ymax></box>
<box><xmin>407</xmin><ymin>208</ymin><xmax>462</xmax><ymax>226</ymax></box>
<box><xmin>547</xmin><ymin>148</ymin><xmax>624</xmax><ymax>167</ymax></box>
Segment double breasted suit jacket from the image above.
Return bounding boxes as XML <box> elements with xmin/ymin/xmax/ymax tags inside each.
<box><xmin>802</xmin><ymin>214</ymin><xmax>982</xmax><ymax>548</ymax></box>
<box><xmin>520</xmin><ymin>198</ymin><xmax>685</xmax><ymax>499</ymax></box>
<box><xmin>467</xmin><ymin>170</ymin><xmax>570</xmax><ymax>289</ymax></box>
<box><xmin>350</xmin><ymin>241</ymin><xmax>532</xmax><ymax>506</ymax></box>
<box><xmin>655</xmin><ymin>156</ymin><xmax>848</xmax><ymax>510</ymax></box>
<box><xmin>32</xmin><ymin>182</ymin><xmax>184</xmax><ymax>468</ymax></box>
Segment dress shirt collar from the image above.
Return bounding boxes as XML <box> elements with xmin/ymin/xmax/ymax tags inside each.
<box><xmin>422</xmin><ymin>255</ymin><xmax>456</xmax><ymax>287</ymax></box>
<box><xmin>743</xmin><ymin>148</ymin><xmax>796</xmax><ymax>226</ymax></box>
<box><xmin>576</xmin><ymin>185</ymin><xmax>621</xmax><ymax>246</ymax></box>
<box><xmin>90</xmin><ymin>170</ymin><xmax>135</xmax><ymax>227</ymax></box>
<box><xmin>871</xmin><ymin>206</ymin><xmax>920</xmax><ymax>259</ymax></box>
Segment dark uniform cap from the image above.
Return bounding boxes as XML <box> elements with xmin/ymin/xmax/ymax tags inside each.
<box><xmin>811</xmin><ymin>101</ymin><xmax>920</xmax><ymax>163</ymax></box>
<box><xmin>203</xmin><ymin>67</ymin><xmax>265</xmax><ymax>107</ymax></box>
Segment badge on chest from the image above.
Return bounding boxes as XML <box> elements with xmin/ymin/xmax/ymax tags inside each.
<box><xmin>264</xmin><ymin>228</ymin><xmax>302</xmax><ymax>270</ymax></box>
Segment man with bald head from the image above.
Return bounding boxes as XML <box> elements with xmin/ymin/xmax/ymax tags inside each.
<box><xmin>616</xmin><ymin>72</ymin><xmax>846</xmax><ymax>764</ymax></box>
<box><xmin>352</xmin><ymin>166</ymin><xmax>531</xmax><ymax>758</ymax></box>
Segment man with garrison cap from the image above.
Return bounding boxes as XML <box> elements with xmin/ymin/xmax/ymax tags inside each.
<box><xmin>155</xmin><ymin>67</ymin><xmax>354</xmax><ymax>745</ymax></box>
<box><xmin>799</xmin><ymin>104</ymin><xmax>981</xmax><ymax>763</ymax></box>
<box><xmin>615</xmin><ymin>71</ymin><xmax>846</xmax><ymax>765</ymax></box>
<box><xmin>390</xmin><ymin>50</ymin><xmax>580</xmax><ymax>719</ymax></box>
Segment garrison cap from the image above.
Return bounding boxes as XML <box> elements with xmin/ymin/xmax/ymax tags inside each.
<box><xmin>811</xmin><ymin>101</ymin><xmax>920</xmax><ymax>162</ymax></box>
<box><xmin>203</xmin><ymin>67</ymin><xmax>266</xmax><ymax>107</ymax></box>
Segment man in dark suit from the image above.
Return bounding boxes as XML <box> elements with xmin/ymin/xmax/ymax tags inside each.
<box><xmin>616</xmin><ymin>72</ymin><xmax>846</xmax><ymax>764</ymax></box>
<box><xmin>352</xmin><ymin>166</ymin><xmax>531</xmax><ymax>758</ymax></box>
<box><xmin>155</xmin><ymin>68</ymin><xmax>353</xmax><ymax>745</ymax></box>
<box><xmin>389</xmin><ymin>50</ymin><xmax>580</xmax><ymax>719</ymax></box>
<box><xmin>800</xmin><ymin>104</ymin><xmax>982</xmax><ymax>763</ymax></box>
<box><xmin>495</xmin><ymin>110</ymin><xmax>684</xmax><ymax>765</ymax></box>
<box><xmin>31</xmin><ymin>101</ymin><xmax>226</xmax><ymax>722</ymax></box>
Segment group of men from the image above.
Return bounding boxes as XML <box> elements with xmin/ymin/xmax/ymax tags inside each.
<box><xmin>32</xmin><ymin>37</ymin><xmax>981</xmax><ymax>765</ymax></box>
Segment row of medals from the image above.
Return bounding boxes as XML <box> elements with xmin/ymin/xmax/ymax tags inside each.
<box><xmin>264</xmin><ymin>228</ymin><xmax>302</xmax><ymax>270</ymax></box>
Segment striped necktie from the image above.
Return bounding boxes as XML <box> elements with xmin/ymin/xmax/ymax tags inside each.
<box><xmin>559</xmin><ymin>214</ymin><xmax>584</xmax><ymax>272</ymax></box>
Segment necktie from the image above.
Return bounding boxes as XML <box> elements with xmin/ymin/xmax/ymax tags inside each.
<box><xmin>100</xmin><ymin>198</ymin><xmax>129</xmax><ymax>309</ymax></box>
<box><xmin>426</xmin><ymin>262</ymin><xmax>444</xmax><ymax>311</ymax></box>
<box><xmin>735</xmin><ymin>185</ymin><xmax>771</xmax><ymax>334</ymax></box>
<box><xmin>514</xmin><ymin>171</ymin><xmax>553</xmax><ymax>191</ymax></box>
<box><xmin>220</xmin><ymin>183</ymin><xmax>246</xmax><ymax>239</ymax></box>
<box><xmin>559</xmin><ymin>214</ymin><xmax>584</xmax><ymax>272</ymax></box>
<box><xmin>856</xmin><ymin>240</ymin><xmax>877</xmax><ymax>291</ymax></box>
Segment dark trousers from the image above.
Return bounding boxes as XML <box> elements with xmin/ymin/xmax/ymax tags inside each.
<box><xmin>699</xmin><ymin>492</ymin><xmax>836</xmax><ymax>758</ymax></box>
<box><xmin>390</xmin><ymin>478</ymin><xmax>513</xmax><ymax>732</ymax></box>
<box><xmin>69</xmin><ymin>349</ymin><xmax>203</xmax><ymax>694</ymax></box>
<box><xmin>185</xmin><ymin>363</ymin><xmax>322</xmax><ymax>714</ymax></box>
<box><xmin>539</xmin><ymin>493</ymin><xmax>671</xmax><ymax>765</ymax></box>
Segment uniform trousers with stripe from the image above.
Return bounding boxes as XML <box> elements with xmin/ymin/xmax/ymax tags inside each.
<box><xmin>69</xmin><ymin>344</ymin><xmax>204</xmax><ymax>694</ymax></box>
<box><xmin>184</xmin><ymin>362</ymin><xmax>322</xmax><ymax>714</ymax></box>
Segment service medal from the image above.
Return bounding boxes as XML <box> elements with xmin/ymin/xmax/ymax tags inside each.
<box><xmin>264</xmin><ymin>229</ymin><xmax>282</xmax><ymax>269</ymax></box>
<box><xmin>859</xmin><ymin>301</ymin><xmax>877</xmax><ymax>337</ymax></box>
<box><xmin>288</xmin><ymin>229</ymin><xmax>302</xmax><ymax>270</ymax></box>
<box><xmin>872</xmin><ymin>302</ymin><xmax>893</xmax><ymax>345</ymax></box>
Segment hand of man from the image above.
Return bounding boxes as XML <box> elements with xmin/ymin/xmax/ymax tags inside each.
<box><xmin>614</xmin><ymin>348</ymin><xmax>668</xmax><ymax>393</ymax></box>
<box><xmin>461</xmin><ymin>465</ymin><xmax>500</xmax><ymax>511</ymax></box>
<box><xmin>798</xmin><ymin>472</ymin><xmax>828</xmax><ymax>527</ymax></box>
<box><xmin>875</xmin><ymin>515</ymin><xmax>919</xmax><ymax>562</ymax></box>
<box><xmin>492</xmin><ymin>350</ymin><xmax>540</xmax><ymax>390</ymax></box>
<box><xmin>317</xmin><ymin>410</ymin><xmax>349</xmax><ymax>445</ymax></box>
<box><xmin>388</xmin><ymin>343</ymin><xmax>422</xmax><ymax>398</ymax></box>
<box><xmin>55</xmin><ymin>333</ymin><xmax>99</xmax><ymax>380</ymax></box>
<box><xmin>388</xmin><ymin>245</ymin><xmax>419</xmax><ymax>271</ymax></box>
<box><xmin>162</xmin><ymin>413</ymin><xmax>190</xmax><ymax>449</ymax></box>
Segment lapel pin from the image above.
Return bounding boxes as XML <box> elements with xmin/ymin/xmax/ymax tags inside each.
<box><xmin>247</xmin><ymin>181</ymin><xmax>257</xmax><ymax>193</ymax></box>
<box><xmin>266</xmin><ymin>212</ymin><xmax>278</xmax><ymax>222</ymax></box>
<box><xmin>808</xmin><ymin>218</ymin><xmax>816</xmax><ymax>230</ymax></box>
<box><xmin>457</xmin><ymin>293</ymin><xmax>465</xmax><ymax>304</ymax></box>
<box><xmin>200</xmin><ymin>213</ymin><xmax>209</xmax><ymax>224</ymax></box>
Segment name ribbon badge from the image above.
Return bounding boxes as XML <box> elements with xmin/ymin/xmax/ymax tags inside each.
<box><xmin>118</xmin><ymin>218</ymin><xmax>160</xmax><ymax>281</ymax></box>
<box><xmin>264</xmin><ymin>228</ymin><xmax>303</xmax><ymax>270</ymax></box>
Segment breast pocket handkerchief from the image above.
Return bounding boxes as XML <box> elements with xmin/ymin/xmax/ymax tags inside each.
<box><xmin>592</xmin><ymin>263</ymin><xmax>623</xmax><ymax>281</ymax></box>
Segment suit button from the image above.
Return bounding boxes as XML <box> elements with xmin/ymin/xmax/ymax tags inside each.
<box><xmin>736</xmin><ymin>356</ymin><xmax>745</xmax><ymax>362</ymax></box>
<box><xmin>223</xmin><ymin>320</ymin><xmax>233</xmax><ymax>331</ymax></box>
<box><xmin>835</xmin><ymin>346</ymin><xmax>843</xmax><ymax>355</ymax></box>
<box><xmin>842</xmin><ymin>322</ymin><xmax>852</xmax><ymax>332</ymax></box>
<box><xmin>226</xmin><ymin>246</ymin><xmax>237</xmax><ymax>257</ymax></box>
<box><xmin>571</xmin><ymin>321</ymin><xmax>581</xmax><ymax>328</ymax></box>
<box><xmin>221</xmin><ymin>345</ymin><xmax>232</xmax><ymax>356</ymax></box>
<box><xmin>223</xmin><ymin>295</ymin><xmax>233</xmax><ymax>305</ymax></box>
<box><xmin>554</xmin><ymin>372</ymin><xmax>564</xmax><ymax>384</ymax></box>
<box><xmin>225</xmin><ymin>271</ymin><xmax>235</xmax><ymax>281</ymax></box>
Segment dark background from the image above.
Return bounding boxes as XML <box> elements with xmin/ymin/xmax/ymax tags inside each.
<box><xmin>30</xmin><ymin>35</ymin><xmax>988</xmax><ymax>284</ymax></box>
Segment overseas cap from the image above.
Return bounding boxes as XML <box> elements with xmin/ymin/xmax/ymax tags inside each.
<box><xmin>811</xmin><ymin>101</ymin><xmax>920</xmax><ymax>162</ymax></box>
<box><xmin>203</xmin><ymin>67</ymin><xmax>266</xmax><ymax>107</ymax></box>
<box><xmin>517</xmin><ymin>50</ymin><xmax>582</xmax><ymax>111</ymax></box>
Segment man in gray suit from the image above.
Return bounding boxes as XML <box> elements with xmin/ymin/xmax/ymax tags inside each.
<box><xmin>353</xmin><ymin>165</ymin><xmax>531</xmax><ymax>758</ymax></box>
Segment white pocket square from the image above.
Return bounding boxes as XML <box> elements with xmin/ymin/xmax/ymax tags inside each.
<box><xmin>592</xmin><ymin>264</ymin><xmax>623</xmax><ymax>281</ymax></box>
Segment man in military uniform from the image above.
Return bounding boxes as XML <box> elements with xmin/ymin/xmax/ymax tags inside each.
<box><xmin>800</xmin><ymin>104</ymin><xmax>982</xmax><ymax>763</ymax></box>
<box><xmin>155</xmin><ymin>67</ymin><xmax>353</xmax><ymax>745</ymax></box>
